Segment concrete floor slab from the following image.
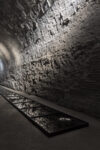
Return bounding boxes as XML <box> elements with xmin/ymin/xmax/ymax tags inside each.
<box><xmin>0</xmin><ymin>95</ymin><xmax>100</xmax><ymax>150</ymax></box>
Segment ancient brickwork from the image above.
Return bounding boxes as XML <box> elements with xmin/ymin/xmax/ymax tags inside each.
<box><xmin>0</xmin><ymin>0</ymin><xmax>54</xmax><ymax>47</ymax></box>
<box><xmin>1</xmin><ymin>0</ymin><xmax>100</xmax><ymax>117</ymax></box>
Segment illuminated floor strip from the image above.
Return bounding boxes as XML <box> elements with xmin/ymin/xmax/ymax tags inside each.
<box><xmin>0</xmin><ymin>90</ymin><xmax>89</xmax><ymax>137</ymax></box>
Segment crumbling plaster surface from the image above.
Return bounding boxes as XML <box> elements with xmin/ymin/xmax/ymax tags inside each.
<box><xmin>1</xmin><ymin>0</ymin><xmax>100</xmax><ymax>117</ymax></box>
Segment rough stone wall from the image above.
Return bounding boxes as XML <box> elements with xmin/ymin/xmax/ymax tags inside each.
<box><xmin>0</xmin><ymin>0</ymin><xmax>54</xmax><ymax>48</ymax></box>
<box><xmin>0</xmin><ymin>0</ymin><xmax>100</xmax><ymax>117</ymax></box>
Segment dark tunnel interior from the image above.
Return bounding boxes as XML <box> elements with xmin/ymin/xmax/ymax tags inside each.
<box><xmin>0</xmin><ymin>0</ymin><xmax>100</xmax><ymax>118</ymax></box>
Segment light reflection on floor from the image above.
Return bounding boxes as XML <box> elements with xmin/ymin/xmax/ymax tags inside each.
<box><xmin>0</xmin><ymin>87</ymin><xmax>88</xmax><ymax>137</ymax></box>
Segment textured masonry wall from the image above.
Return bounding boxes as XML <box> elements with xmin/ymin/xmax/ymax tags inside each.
<box><xmin>1</xmin><ymin>0</ymin><xmax>100</xmax><ymax>117</ymax></box>
<box><xmin>0</xmin><ymin>0</ymin><xmax>54</xmax><ymax>48</ymax></box>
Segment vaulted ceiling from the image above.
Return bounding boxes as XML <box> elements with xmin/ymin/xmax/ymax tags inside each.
<box><xmin>0</xmin><ymin>0</ymin><xmax>54</xmax><ymax>47</ymax></box>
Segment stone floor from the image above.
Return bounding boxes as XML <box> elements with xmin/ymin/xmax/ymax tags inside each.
<box><xmin>0</xmin><ymin>85</ymin><xmax>100</xmax><ymax>150</ymax></box>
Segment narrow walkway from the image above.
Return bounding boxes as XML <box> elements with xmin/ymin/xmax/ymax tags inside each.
<box><xmin>0</xmin><ymin>86</ymin><xmax>100</xmax><ymax>150</ymax></box>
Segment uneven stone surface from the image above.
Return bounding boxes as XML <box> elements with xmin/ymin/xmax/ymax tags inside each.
<box><xmin>0</xmin><ymin>0</ymin><xmax>100</xmax><ymax>117</ymax></box>
<box><xmin>0</xmin><ymin>0</ymin><xmax>54</xmax><ymax>48</ymax></box>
